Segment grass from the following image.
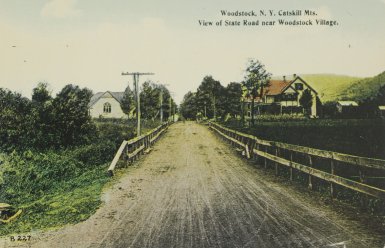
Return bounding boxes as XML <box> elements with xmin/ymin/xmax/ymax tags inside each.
<box><xmin>0</xmin><ymin>161</ymin><xmax>110</xmax><ymax>236</ymax></box>
<box><xmin>0</xmin><ymin>119</ymin><xmax>163</xmax><ymax>236</ymax></box>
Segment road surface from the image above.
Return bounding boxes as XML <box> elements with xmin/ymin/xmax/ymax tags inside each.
<box><xmin>5</xmin><ymin>122</ymin><xmax>383</xmax><ymax>248</ymax></box>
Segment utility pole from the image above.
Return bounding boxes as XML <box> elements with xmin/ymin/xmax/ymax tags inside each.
<box><xmin>169</xmin><ymin>96</ymin><xmax>172</xmax><ymax>122</ymax></box>
<box><xmin>160</xmin><ymin>89</ymin><xmax>163</xmax><ymax>123</ymax></box>
<box><xmin>122</xmin><ymin>72</ymin><xmax>154</xmax><ymax>137</ymax></box>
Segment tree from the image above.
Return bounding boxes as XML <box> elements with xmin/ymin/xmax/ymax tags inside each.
<box><xmin>223</xmin><ymin>82</ymin><xmax>243</xmax><ymax>118</ymax></box>
<box><xmin>299</xmin><ymin>89</ymin><xmax>313</xmax><ymax>116</ymax></box>
<box><xmin>120</xmin><ymin>85</ymin><xmax>135</xmax><ymax>117</ymax></box>
<box><xmin>0</xmin><ymin>88</ymin><xmax>32</xmax><ymax>151</ymax></box>
<box><xmin>180</xmin><ymin>91</ymin><xmax>197</xmax><ymax>120</ymax></box>
<box><xmin>31</xmin><ymin>82</ymin><xmax>55</xmax><ymax>149</ymax></box>
<box><xmin>242</xmin><ymin>59</ymin><xmax>271</xmax><ymax>125</ymax></box>
<box><xmin>196</xmin><ymin>76</ymin><xmax>224</xmax><ymax>119</ymax></box>
<box><xmin>52</xmin><ymin>84</ymin><xmax>96</xmax><ymax>147</ymax></box>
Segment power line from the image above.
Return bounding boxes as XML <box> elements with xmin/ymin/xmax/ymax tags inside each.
<box><xmin>122</xmin><ymin>72</ymin><xmax>154</xmax><ymax>136</ymax></box>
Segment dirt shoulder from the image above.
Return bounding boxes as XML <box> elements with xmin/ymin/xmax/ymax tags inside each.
<box><xmin>2</xmin><ymin>122</ymin><xmax>383</xmax><ymax>248</ymax></box>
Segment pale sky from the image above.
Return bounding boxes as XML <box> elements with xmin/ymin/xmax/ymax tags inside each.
<box><xmin>1</xmin><ymin>0</ymin><xmax>385</xmax><ymax>103</ymax></box>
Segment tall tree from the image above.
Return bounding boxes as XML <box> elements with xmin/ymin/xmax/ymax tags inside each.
<box><xmin>120</xmin><ymin>85</ymin><xmax>135</xmax><ymax>117</ymax></box>
<box><xmin>0</xmin><ymin>88</ymin><xmax>32</xmax><ymax>151</ymax></box>
<box><xmin>53</xmin><ymin>84</ymin><xmax>96</xmax><ymax>147</ymax></box>
<box><xmin>224</xmin><ymin>82</ymin><xmax>243</xmax><ymax>118</ymax></box>
<box><xmin>299</xmin><ymin>89</ymin><xmax>313</xmax><ymax>116</ymax></box>
<box><xmin>180</xmin><ymin>91</ymin><xmax>197</xmax><ymax>120</ymax></box>
<box><xmin>242</xmin><ymin>59</ymin><xmax>271</xmax><ymax>125</ymax></box>
<box><xmin>196</xmin><ymin>76</ymin><xmax>224</xmax><ymax>119</ymax></box>
<box><xmin>31</xmin><ymin>82</ymin><xmax>55</xmax><ymax>149</ymax></box>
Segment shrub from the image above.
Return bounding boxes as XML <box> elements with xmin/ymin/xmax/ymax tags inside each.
<box><xmin>64</xmin><ymin>141</ymin><xmax>116</xmax><ymax>167</ymax></box>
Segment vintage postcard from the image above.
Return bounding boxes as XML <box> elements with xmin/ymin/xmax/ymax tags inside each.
<box><xmin>0</xmin><ymin>0</ymin><xmax>384</xmax><ymax>247</ymax></box>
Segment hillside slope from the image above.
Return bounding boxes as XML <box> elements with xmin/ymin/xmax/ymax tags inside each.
<box><xmin>300</xmin><ymin>74</ymin><xmax>361</xmax><ymax>102</ymax></box>
<box><xmin>338</xmin><ymin>71</ymin><xmax>385</xmax><ymax>102</ymax></box>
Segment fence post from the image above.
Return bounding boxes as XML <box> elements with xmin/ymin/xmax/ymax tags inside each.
<box><xmin>275</xmin><ymin>147</ymin><xmax>279</xmax><ymax>176</ymax></box>
<box><xmin>254</xmin><ymin>142</ymin><xmax>259</xmax><ymax>163</ymax></box>
<box><xmin>359</xmin><ymin>169</ymin><xmax>368</xmax><ymax>209</ymax></box>
<box><xmin>308</xmin><ymin>155</ymin><xmax>313</xmax><ymax>190</ymax></box>
<box><xmin>330</xmin><ymin>159</ymin><xmax>336</xmax><ymax>198</ymax></box>
<box><xmin>264</xmin><ymin>146</ymin><xmax>268</xmax><ymax>169</ymax></box>
<box><xmin>290</xmin><ymin>151</ymin><xmax>293</xmax><ymax>181</ymax></box>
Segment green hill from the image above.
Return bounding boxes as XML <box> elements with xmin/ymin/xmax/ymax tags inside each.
<box><xmin>338</xmin><ymin>71</ymin><xmax>385</xmax><ymax>102</ymax></box>
<box><xmin>300</xmin><ymin>74</ymin><xmax>362</xmax><ymax>102</ymax></box>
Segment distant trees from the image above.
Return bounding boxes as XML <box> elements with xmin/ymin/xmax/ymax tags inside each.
<box><xmin>179</xmin><ymin>77</ymin><xmax>243</xmax><ymax>121</ymax></box>
<box><xmin>180</xmin><ymin>91</ymin><xmax>197</xmax><ymax>120</ymax></box>
<box><xmin>242</xmin><ymin>59</ymin><xmax>271</xmax><ymax>125</ymax></box>
<box><xmin>139</xmin><ymin>81</ymin><xmax>173</xmax><ymax>120</ymax></box>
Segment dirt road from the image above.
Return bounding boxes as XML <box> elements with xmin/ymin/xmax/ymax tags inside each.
<box><xmin>5</xmin><ymin>122</ymin><xmax>383</xmax><ymax>247</ymax></box>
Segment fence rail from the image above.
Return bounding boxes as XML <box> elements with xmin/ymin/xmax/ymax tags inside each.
<box><xmin>107</xmin><ymin>122</ymin><xmax>171</xmax><ymax>176</ymax></box>
<box><xmin>209</xmin><ymin>122</ymin><xmax>385</xmax><ymax>200</ymax></box>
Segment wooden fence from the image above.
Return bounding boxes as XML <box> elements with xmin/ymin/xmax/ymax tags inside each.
<box><xmin>209</xmin><ymin>122</ymin><xmax>385</xmax><ymax>200</ymax></box>
<box><xmin>107</xmin><ymin>122</ymin><xmax>171</xmax><ymax>176</ymax></box>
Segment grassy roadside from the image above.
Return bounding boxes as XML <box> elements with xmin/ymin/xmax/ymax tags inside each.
<box><xmin>0</xmin><ymin>119</ymin><xmax>162</xmax><ymax>237</ymax></box>
<box><xmin>0</xmin><ymin>152</ymin><xmax>111</xmax><ymax>236</ymax></box>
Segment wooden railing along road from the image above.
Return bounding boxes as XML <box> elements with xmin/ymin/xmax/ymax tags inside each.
<box><xmin>107</xmin><ymin>122</ymin><xmax>171</xmax><ymax>176</ymax></box>
<box><xmin>209</xmin><ymin>122</ymin><xmax>385</xmax><ymax>200</ymax></box>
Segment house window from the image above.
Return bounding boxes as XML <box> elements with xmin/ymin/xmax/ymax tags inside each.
<box><xmin>103</xmin><ymin>102</ymin><xmax>111</xmax><ymax>113</ymax></box>
<box><xmin>282</xmin><ymin>93</ymin><xmax>297</xmax><ymax>101</ymax></box>
<box><xmin>295</xmin><ymin>83</ymin><xmax>303</xmax><ymax>90</ymax></box>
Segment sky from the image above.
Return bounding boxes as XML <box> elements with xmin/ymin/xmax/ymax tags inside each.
<box><xmin>1</xmin><ymin>0</ymin><xmax>385</xmax><ymax>103</ymax></box>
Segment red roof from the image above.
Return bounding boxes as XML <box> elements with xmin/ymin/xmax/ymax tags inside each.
<box><xmin>244</xmin><ymin>80</ymin><xmax>293</xmax><ymax>102</ymax></box>
<box><xmin>263</xmin><ymin>80</ymin><xmax>292</xmax><ymax>96</ymax></box>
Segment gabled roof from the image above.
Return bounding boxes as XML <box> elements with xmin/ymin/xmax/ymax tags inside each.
<box><xmin>244</xmin><ymin>75</ymin><xmax>317</xmax><ymax>102</ymax></box>
<box><xmin>263</xmin><ymin>80</ymin><xmax>292</xmax><ymax>96</ymax></box>
<box><xmin>89</xmin><ymin>91</ymin><xmax>125</xmax><ymax>107</ymax></box>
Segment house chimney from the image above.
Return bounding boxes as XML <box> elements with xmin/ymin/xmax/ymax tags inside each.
<box><xmin>293</xmin><ymin>73</ymin><xmax>297</xmax><ymax>78</ymax></box>
<box><xmin>283</xmin><ymin>75</ymin><xmax>286</xmax><ymax>81</ymax></box>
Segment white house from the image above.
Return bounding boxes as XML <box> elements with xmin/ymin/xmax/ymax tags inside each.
<box><xmin>89</xmin><ymin>91</ymin><xmax>127</xmax><ymax>119</ymax></box>
<box><xmin>245</xmin><ymin>74</ymin><xmax>318</xmax><ymax>116</ymax></box>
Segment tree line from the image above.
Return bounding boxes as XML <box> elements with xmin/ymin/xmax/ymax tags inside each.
<box><xmin>180</xmin><ymin>59</ymin><xmax>314</xmax><ymax>123</ymax></box>
<box><xmin>0</xmin><ymin>81</ymin><xmax>176</xmax><ymax>152</ymax></box>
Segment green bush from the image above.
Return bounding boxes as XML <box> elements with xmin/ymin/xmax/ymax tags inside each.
<box><xmin>64</xmin><ymin>141</ymin><xmax>117</xmax><ymax>167</ymax></box>
<box><xmin>0</xmin><ymin>151</ymin><xmax>83</xmax><ymax>203</ymax></box>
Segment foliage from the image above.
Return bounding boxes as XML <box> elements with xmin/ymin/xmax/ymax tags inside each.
<box><xmin>195</xmin><ymin>76</ymin><xmax>225</xmax><ymax>119</ymax></box>
<box><xmin>0</xmin><ymin>89</ymin><xmax>33</xmax><ymax>152</ymax></box>
<box><xmin>0</xmin><ymin>84</ymin><xmax>97</xmax><ymax>152</ymax></box>
<box><xmin>0</xmin><ymin>150</ymin><xmax>109</xmax><ymax>236</ymax></box>
<box><xmin>223</xmin><ymin>82</ymin><xmax>243</xmax><ymax>118</ymax></box>
<box><xmin>299</xmin><ymin>89</ymin><xmax>313</xmax><ymax>116</ymax></box>
<box><xmin>139</xmin><ymin>81</ymin><xmax>173</xmax><ymax>120</ymax></box>
<box><xmin>179</xmin><ymin>91</ymin><xmax>197</xmax><ymax>120</ymax></box>
<box><xmin>242</xmin><ymin>59</ymin><xmax>272</xmax><ymax>125</ymax></box>
<box><xmin>52</xmin><ymin>84</ymin><xmax>96</xmax><ymax>147</ymax></box>
<box><xmin>120</xmin><ymin>85</ymin><xmax>135</xmax><ymax>116</ymax></box>
<box><xmin>339</xmin><ymin>71</ymin><xmax>385</xmax><ymax>102</ymax></box>
<box><xmin>63</xmin><ymin>141</ymin><xmax>116</xmax><ymax>168</ymax></box>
